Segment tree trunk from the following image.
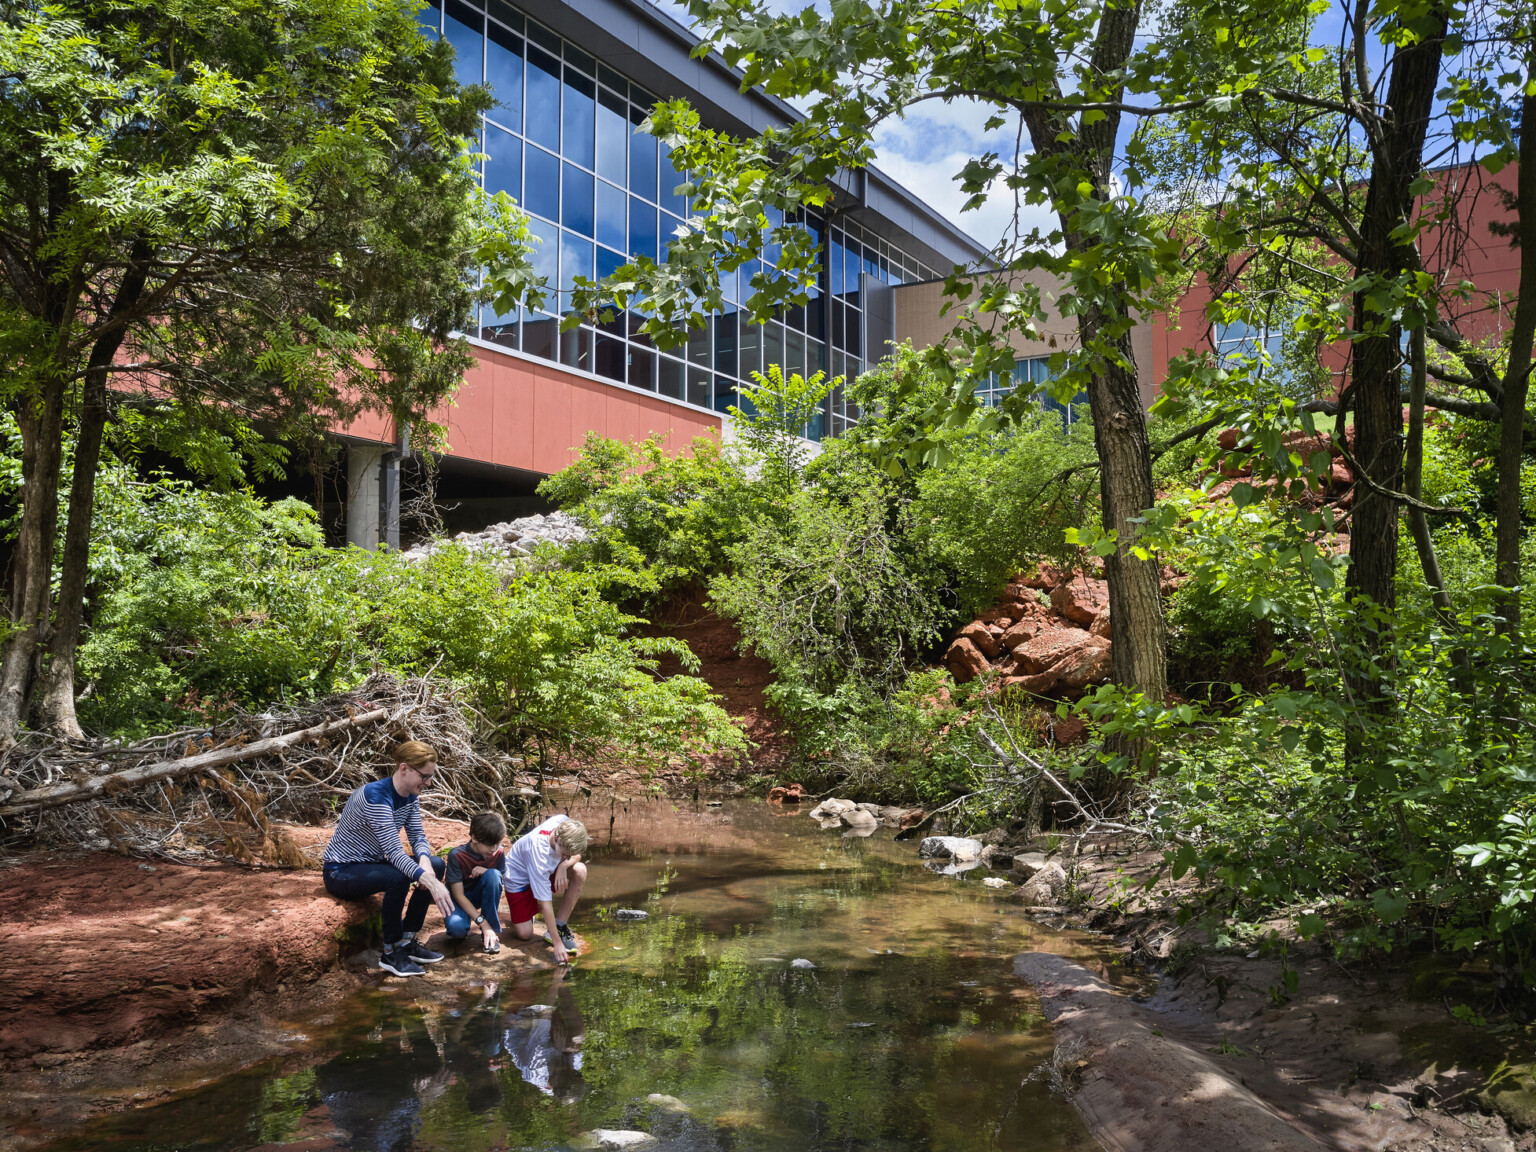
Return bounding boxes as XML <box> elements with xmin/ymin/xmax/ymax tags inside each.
<box><xmin>1403</xmin><ymin>325</ymin><xmax>1453</xmax><ymax>623</ymax></box>
<box><xmin>36</xmin><ymin>245</ymin><xmax>150</xmax><ymax>739</ymax></box>
<box><xmin>1344</xmin><ymin>8</ymin><xmax>1448</xmax><ymax>621</ymax></box>
<box><xmin>0</xmin><ymin>381</ymin><xmax>66</xmax><ymax>745</ymax></box>
<box><xmin>1496</xmin><ymin>88</ymin><xmax>1536</xmax><ymax>642</ymax></box>
<box><xmin>1020</xmin><ymin>0</ymin><xmax>1167</xmax><ymax>732</ymax></box>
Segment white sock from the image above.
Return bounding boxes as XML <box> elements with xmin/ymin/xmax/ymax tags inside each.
<box><xmin>400</xmin><ymin>932</ymin><xmax>415</xmax><ymax>946</ymax></box>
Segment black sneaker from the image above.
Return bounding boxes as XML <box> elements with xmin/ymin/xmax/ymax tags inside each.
<box><xmin>401</xmin><ymin>939</ymin><xmax>444</xmax><ymax>964</ymax></box>
<box><xmin>556</xmin><ymin>923</ymin><xmax>578</xmax><ymax>954</ymax></box>
<box><xmin>379</xmin><ymin>947</ymin><xmax>425</xmax><ymax>977</ymax></box>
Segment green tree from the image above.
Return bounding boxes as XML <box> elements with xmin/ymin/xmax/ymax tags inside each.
<box><xmin>0</xmin><ymin>0</ymin><xmax>540</xmax><ymax>742</ymax></box>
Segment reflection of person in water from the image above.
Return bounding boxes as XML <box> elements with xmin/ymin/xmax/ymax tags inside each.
<box><xmin>314</xmin><ymin>1006</ymin><xmax>449</xmax><ymax>1152</ymax></box>
<box><xmin>500</xmin><ymin>972</ymin><xmax>587</xmax><ymax>1102</ymax></box>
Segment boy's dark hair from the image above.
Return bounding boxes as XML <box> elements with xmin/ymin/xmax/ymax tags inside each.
<box><xmin>470</xmin><ymin>811</ymin><xmax>507</xmax><ymax>846</ymax></box>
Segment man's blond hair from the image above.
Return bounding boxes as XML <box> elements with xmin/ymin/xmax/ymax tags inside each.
<box><xmin>554</xmin><ymin>819</ymin><xmax>588</xmax><ymax>856</ymax></box>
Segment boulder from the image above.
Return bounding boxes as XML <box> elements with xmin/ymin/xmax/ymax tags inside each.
<box><xmin>790</xmin><ymin>958</ymin><xmax>817</xmax><ymax>969</ymax></box>
<box><xmin>1089</xmin><ymin>611</ymin><xmax>1112</xmax><ymax>640</ymax></box>
<box><xmin>615</xmin><ymin>909</ymin><xmax>649</xmax><ymax>921</ymax></box>
<box><xmin>982</xmin><ymin>877</ymin><xmax>1009</xmax><ymax>889</ymax></box>
<box><xmin>1055</xmin><ymin>641</ymin><xmax>1113</xmax><ymax>692</ymax></box>
<box><xmin>945</xmin><ymin>637</ymin><xmax>991</xmax><ymax>683</ymax></box>
<box><xmin>1050</xmin><ymin>575</ymin><xmax>1110</xmax><ymax>626</ymax></box>
<box><xmin>1018</xmin><ymin>860</ymin><xmax>1070</xmax><ymax>906</ymax></box>
<box><xmin>1000</xmin><ymin>619</ymin><xmax>1042</xmax><ymax>651</ymax></box>
<box><xmin>958</xmin><ymin>621</ymin><xmax>1002</xmax><ymax>660</ymax></box>
<box><xmin>767</xmin><ymin>783</ymin><xmax>807</xmax><ymax>804</ymax></box>
<box><xmin>842</xmin><ymin>807</ymin><xmax>879</xmax><ymax>831</ymax></box>
<box><xmin>646</xmin><ymin>1095</ymin><xmax>689</xmax><ymax>1113</ymax></box>
<box><xmin>808</xmin><ymin>798</ymin><xmax>858</xmax><ymax>821</ymax></box>
<box><xmin>918</xmin><ymin>836</ymin><xmax>984</xmax><ymax>862</ymax></box>
<box><xmin>1013</xmin><ymin>630</ymin><xmax>1102</xmax><ymax>676</ymax></box>
<box><xmin>1000</xmin><ymin>669</ymin><xmax>1061</xmax><ymax>695</ymax></box>
<box><xmin>1010</xmin><ymin>852</ymin><xmax>1049</xmax><ymax>880</ymax></box>
<box><xmin>979</xmin><ymin>844</ymin><xmax>1013</xmax><ymax>870</ymax></box>
<box><xmin>898</xmin><ymin>808</ymin><xmax>928</xmax><ymax>830</ymax></box>
<box><xmin>1051</xmin><ymin>716</ymin><xmax>1090</xmax><ymax>746</ymax></box>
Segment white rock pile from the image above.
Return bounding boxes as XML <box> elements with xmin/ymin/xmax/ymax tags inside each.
<box><xmin>401</xmin><ymin>511</ymin><xmax>589</xmax><ymax>562</ymax></box>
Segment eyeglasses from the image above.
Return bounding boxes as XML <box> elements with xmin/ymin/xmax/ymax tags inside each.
<box><xmin>410</xmin><ymin>764</ymin><xmax>438</xmax><ymax>785</ymax></box>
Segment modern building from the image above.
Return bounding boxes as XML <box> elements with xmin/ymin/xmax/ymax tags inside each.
<box><xmin>340</xmin><ymin>0</ymin><xmax>993</xmax><ymax>547</ymax></box>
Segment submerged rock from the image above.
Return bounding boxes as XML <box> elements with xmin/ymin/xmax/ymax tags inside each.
<box><xmin>790</xmin><ymin>958</ymin><xmax>817</xmax><ymax>970</ymax></box>
<box><xmin>575</xmin><ymin>1130</ymin><xmax>657</xmax><ymax>1149</ymax></box>
<box><xmin>646</xmin><ymin>1094</ymin><xmax>689</xmax><ymax>1113</ymax></box>
<box><xmin>918</xmin><ymin>836</ymin><xmax>983</xmax><ymax>862</ymax></box>
<box><xmin>982</xmin><ymin>877</ymin><xmax>1010</xmax><ymax>889</ymax></box>
<box><xmin>614</xmin><ymin>909</ymin><xmax>649</xmax><ymax>921</ymax></box>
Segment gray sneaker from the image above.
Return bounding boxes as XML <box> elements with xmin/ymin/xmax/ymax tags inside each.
<box><xmin>556</xmin><ymin>923</ymin><xmax>578</xmax><ymax>953</ymax></box>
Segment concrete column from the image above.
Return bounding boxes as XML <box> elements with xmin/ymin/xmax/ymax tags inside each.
<box><xmin>346</xmin><ymin>443</ymin><xmax>385</xmax><ymax>550</ymax></box>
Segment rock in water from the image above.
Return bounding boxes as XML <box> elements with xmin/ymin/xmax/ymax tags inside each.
<box><xmin>842</xmin><ymin>807</ymin><xmax>879</xmax><ymax>831</ymax></box>
<box><xmin>918</xmin><ymin>836</ymin><xmax>984</xmax><ymax>862</ymax></box>
<box><xmin>575</xmin><ymin>1131</ymin><xmax>657</xmax><ymax>1149</ymax></box>
<box><xmin>1018</xmin><ymin>861</ymin><xmax>1070</xmax><ymax>906</ymax></box>
<box><xmin>808</xmin><ymin>798</ymin><xmax>858</xmax><ymax>821</ymax></box>
<box><xmin>646</xmin><ymin>1094</ymin><xmax>689</xmax><ymax>1113</ymax></box>
<box><xmin>790</xmin><ymin>958</ymin><xmax>817</xmax><ymax>969</ymax></box>
<box><xmin>614</xmin><ymin>909</ymin><xmax>648</xmax><ymax>921</ymax></box>
<box><xmin>982</xmin><ymin>876</ymin><xmax>1009</xmax><ymax>889</ymax></box>
<box><xmin>1010</xmin><ymin>852</ymin><xmax>1049</xmax><ymax>881</ymax></box>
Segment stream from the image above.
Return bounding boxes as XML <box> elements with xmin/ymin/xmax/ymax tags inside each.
<box><xmin>43</xmin><ymin>796</ymin><xmax>1128</xmax><ymax>1152</ymax></box>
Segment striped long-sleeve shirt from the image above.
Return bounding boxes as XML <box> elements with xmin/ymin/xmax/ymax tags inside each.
<box><xmin>323</xmin><ymin>777</ymin><xmax>432</xmax><ymax>879</ymax></box>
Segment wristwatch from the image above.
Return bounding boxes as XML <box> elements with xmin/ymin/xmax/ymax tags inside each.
<box><xmin>474</xmin><ymin>914</ymin><xmax>485</xmax><ymax>926</ymax></box>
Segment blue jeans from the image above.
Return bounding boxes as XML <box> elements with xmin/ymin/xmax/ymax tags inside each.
<box><xmin>447</xmin><ymin>870</ymin><xmax>504</xmax><ymax>938</ymax></box>
<box><xmin>323</xmin><ymin>855</ymin><xmax>447</xmax><ymax>946</ymax></box>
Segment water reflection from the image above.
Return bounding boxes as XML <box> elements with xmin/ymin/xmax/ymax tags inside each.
<box><xmin>38</xmin><ymin>798</ymin><xmax>1105</xmax><ymax>1152</ymax></box>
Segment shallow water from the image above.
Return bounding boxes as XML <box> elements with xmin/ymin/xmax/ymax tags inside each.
<box><xmin>46</xmin><ymin>797</ymin><xmax>1119</xmax><ymax>1152</ymax></box>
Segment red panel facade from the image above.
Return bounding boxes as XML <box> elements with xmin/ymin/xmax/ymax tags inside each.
<box><xmin>344</xmin><ymin>341</ymin><xmax>722</xmax><ymax>471</ymax></box>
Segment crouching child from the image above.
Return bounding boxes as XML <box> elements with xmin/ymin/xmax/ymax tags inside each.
<box><xmin>446</xmin><ymin>812</ymin><xmax>508</xmax><ymax>953</ymax></box>
<box><xmin>502</xmin><ymin>816</ymin><xmax>588</xmax><ymax>964</ymax></box>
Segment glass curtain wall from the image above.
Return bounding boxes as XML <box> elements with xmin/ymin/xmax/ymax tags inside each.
<box><xmin>420</xmin><ymin>0</ymin><xmax>937</xmax><ymax>439</ymax></box>
<box><xmin>974</xmin><ymin>355</ymin><xmax>1085</xmax><ymax>429</ymax></box>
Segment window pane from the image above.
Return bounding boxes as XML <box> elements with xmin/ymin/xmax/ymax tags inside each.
<box><xmin>628</xmin><ymin>345</ymin><xmax>655</xmax><ymax>391</ymax></box>
<box><xmin>786</xmin><ymin>329</ymin><xmax>805</xmax><ymax>380</ymax></box>
<box><xmin>526</xmin><ymin>20</ymin><xmax>559</xmax><ymax>55</ymax></box>
<box><xmin>714</xmin><ymin>310</ymin><xmax>737</xmax><ymax>379</ymax></box>
<box><xmin>485</xmin><ymin>0</ymin><xmax>522</xmax><ymax>32</ymax></box>
<box><xmin>739</xmin><ymin>258</ymin><xmax>760</xmax><ymax>308</ymax></box>
<box><xmin>659</xmin><ymin>146</ymin><xmax>686</xmax><ymax>215</ymax></box>
<box><xmin>416</xmin><ymin>0</ymin><xmax>441</xmax><ymax>39</ymax></box>
<box><xmin>598</xmin><ymin>65</ymin><xmax>626</xmax><ymax>95</ymax></box>
<box><xmin>738</xmin><ymin>322</ymin><xmax>761</xmax><ymax>381</ymax></box>
<box><xmin>830</xmin><ymin>238</ymin><xmax>845</xmax><ymax>296</ymax></box>
<box><xmin>562</xmin><ymin>164</ymin><xmax>593</xmax><ymax>237</ymax></box>
<box><xmin>595</xmin><ymin>180</ymin><xmax>626</xmax><ymax>252</ymax></box>
<box><xmin>559</xmin><ymin>231</ymin><xmax>593</xmax><ymax>311</ymax></box>
<box><xmin>628</xmin><ymin>197</ymin><xmax>657</xmax><ymax>261</ymax></box>
<box><xmin>528</xmin><ymin>215</ymin><xmax>558</xmax><ymax>290</ymax></box>
<box><xmin>594</xmin><ymin>334</ymin><xmax>625</xmax><ymax>382</ymax></box>
<box><xmin>687</xmin><ymin>325</ymin><xmax>710</xmax><ymax>368</ymax></box>
<box><xmin>687</xmin><ymin>365</ymin><xmax>710</xmax><ymax>408</ymax></box>
<box><xmin>658</xmin><ymin>357</ymin><xmax>684</xmax><ymax>399</ymax></box>
<box><xmin>565</xmin><ymin>43</ymin><xmax>595</xmax><ymax>75</ymax></box>
<box><xmin>525</xmin><ymin>146</ymin><xmax>559</xmax><ymax>222</ymax></box>
<box><xmin>846</xmin><ymin>308</ymin><xmax>860</xmax><ymax>359</ymax></box>
<box><xmin>525</xmin><ymin>46</ymin><xmax>560</xmax><ymax>151</ymax></box>
<box><xmin>560</xmin><ymin>325</ymin><xmax>592</xmax><ymax>372</ymax></box>
<box><xmin>485</xmin><ymin>20</ymin><xmax>522</xmax><ymax>131</ymax></box>
<box><xmin>764</xmin><ymin>322</ymin><xmax>784</xmax><ymax>376</ymax></box>
<box><xmin>484</xmin><ymin>124</ymin><xmax>520</xmax><ymax>200</ymax></box>
<box><xmin>806</xmin><ymin>285</ymin><xmax>824</xmax><ymax>341</ymax></box>
<box><xmin>831</xmin><ymin>300</ymin><xmax>845</xmax><ymax>350</ymax></box>
<box><xmin>808</xmin><ymin>338</ymin><xmax>826</xmax><ymax>374</ymax></box>
<box><xmin>596</xmin><ymin>88</ymin><xmax>627</xmax><ymax>185</ymax></box>
<box><xmin>661</xmin><ymin>212</ymin><xmax>682</xmax><ymax>256</ymax></box>
<box><xmin>523</xmin><ymin>314</ymin><xmax>557</xmax><ymax>360</ymax></box>
<box><xmin>444</xmin><ymin>0</ymin><xmax>482</xmax><ymax>85</ymax></box>
<box><xmin>713</xmin><ymin>377</ymin><xmax>738</xmax><ymax>414</ymax></box>
<box><xmin>596</xmin><ymin>244</ymin><xmax>625</xmax><ymax>286</ymax></box>
<box><xmin>629</xmin><ymin>108</ymin><xmax>657</xmax><ymax>199</ymax></box>
<box><xmin>562</xmin><ymin>69</ymin><xmax>595</xmax><ymax>169</ymax></box>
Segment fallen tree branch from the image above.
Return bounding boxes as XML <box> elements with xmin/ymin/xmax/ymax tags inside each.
<box><xmin>0</xmin><ymin>709</ymin><xmax>388</xmax><ymax>818</ymax></box>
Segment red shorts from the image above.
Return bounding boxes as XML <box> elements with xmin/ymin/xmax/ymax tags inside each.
<box><xmin>505</xmin><ymin>873</ymin><xmax>556</xmax><ymax>924</ymax></box>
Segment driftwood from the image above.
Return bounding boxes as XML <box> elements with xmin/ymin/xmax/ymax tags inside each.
<box><xmin>0</xmin><ymin>708</ymin><xmax>388</xmax><ymax>818</ymax></box>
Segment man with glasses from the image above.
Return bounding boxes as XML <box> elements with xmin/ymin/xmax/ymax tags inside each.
<box><xmin>323</xmin><ymin>740</ymin><xmax>457</xmax><ymax>977</ymax></box>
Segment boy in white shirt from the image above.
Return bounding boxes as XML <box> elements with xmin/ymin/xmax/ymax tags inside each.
<box><xmin>502</xmin><ymin>815</ymin><xmax>588</xmax><ymax>963</ymax></box>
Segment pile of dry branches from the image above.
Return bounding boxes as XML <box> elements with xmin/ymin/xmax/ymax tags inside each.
<box><xmin>0</xmin><ymin>673</ymin><xmax>535</xmax><ymax>866</ymax></box>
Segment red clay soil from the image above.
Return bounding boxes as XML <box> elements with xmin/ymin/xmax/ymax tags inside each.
<box><xmin>0</xmin><ymin>816</ymin><xmax>470</xmax><ymax>1062</ymax></box>
<box><xmin>641</xmin><ymin>592</ymin><xmax>792</xmax><ymax>774</ymax></box>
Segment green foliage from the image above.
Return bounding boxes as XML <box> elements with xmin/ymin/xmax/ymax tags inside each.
<box><xmin>76</xmin><ymin>463</ymin><xmax>743</xmax><ymax>769</ymax></box>
<box><xmin>539</xmin><ymin>432</ymin><xmax>760</xmax><ymax>603</ymax></box>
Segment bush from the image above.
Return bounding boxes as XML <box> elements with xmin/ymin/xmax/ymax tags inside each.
<box><xmin>76</xmin><ymin>467</ymin><xmax>745</xmax><ymax>770</ymax></box>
